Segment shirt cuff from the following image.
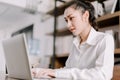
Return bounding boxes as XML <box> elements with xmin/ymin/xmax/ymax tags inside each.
<box><xmin>55</xmin><ymin>68</ymin><xmax>72</xmax><ymax>79</ymax></box>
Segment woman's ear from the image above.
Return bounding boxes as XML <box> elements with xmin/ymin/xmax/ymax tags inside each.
<box><xmin>82</xmin><ymin>11</ymin><xmax>89</xmax><ymax>22</ymax></box>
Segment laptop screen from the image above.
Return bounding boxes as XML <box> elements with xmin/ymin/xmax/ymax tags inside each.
<box><xmin>2</xmin><ymin>34</ymin><xmax>32</xmax><ymax>80</ymax></box>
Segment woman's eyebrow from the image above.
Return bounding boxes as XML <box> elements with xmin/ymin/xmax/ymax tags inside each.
<box><xmin>64</xmin><ymin>14</ymin><xmax>72</xmax><ymax>19</ymax></box>
<box><xmin>68</xmin><ymin>14</ymin><xmax>72</xmax><ymax>17</ymax></box>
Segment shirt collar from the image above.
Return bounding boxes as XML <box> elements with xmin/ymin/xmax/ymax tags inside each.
<box><xmin>73</xmin><ymin>27</ymin><xmax>98</xmax><ymax>46</ymax></box>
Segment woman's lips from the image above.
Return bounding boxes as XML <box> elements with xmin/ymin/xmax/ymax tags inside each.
<box><xmin>69</xmin><ymin>27</ymin><xmax>75</xmax><ymax>32</ymax></box>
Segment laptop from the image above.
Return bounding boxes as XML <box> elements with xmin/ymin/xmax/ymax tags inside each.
<box><xmin>2</xmin><ymin>34</ymin><xmax>50</xmax><ymax>80</ymax></box>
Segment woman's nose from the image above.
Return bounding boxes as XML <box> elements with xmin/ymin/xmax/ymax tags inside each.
<box><xmin>67</xmin><ymin>21</ymin><xmax>72</xmax><ymax>28</ymax></box>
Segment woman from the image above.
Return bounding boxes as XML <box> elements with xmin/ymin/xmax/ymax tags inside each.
<box><xmin>32</xmin><ymin>0</ymin><xmax>114</xmax><ymax>80</ymax></box>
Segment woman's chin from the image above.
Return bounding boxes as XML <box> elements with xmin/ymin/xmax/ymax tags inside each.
<box><xmin>72</xmin><ymin>32</ymin><xmax>78</xmax><ymax>36</ymax></box>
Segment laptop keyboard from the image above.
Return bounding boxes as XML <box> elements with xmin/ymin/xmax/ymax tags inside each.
<box><xmin>33</xmin><ymin>77</ymin><xmax>52</xmax><ymax>80</ymax></box>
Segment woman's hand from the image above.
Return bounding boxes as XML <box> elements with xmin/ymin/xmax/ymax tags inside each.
<box><xmin>32</xmin><ymin>68</ymin><xmax>55</xmax><ymax>78</ymax></box>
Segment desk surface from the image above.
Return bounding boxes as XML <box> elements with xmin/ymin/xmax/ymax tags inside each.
<box><xmin>0</xmin><ymin>73</ymin><xmax>71</xmax><ymax>80</ymax></box>
<box><xmin>2</xmin><ymin>76</ymin><xmax>71</xmax><ymax>80</ymax></box>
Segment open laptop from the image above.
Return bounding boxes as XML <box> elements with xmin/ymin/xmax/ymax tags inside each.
<box><xmin>2</xmin><ymin>34</ymin><xmax>50</xmax><ymax>80</ymax></box>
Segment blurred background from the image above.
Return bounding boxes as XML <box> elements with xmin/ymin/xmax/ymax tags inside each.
<box><xmin>0</xmin><ymin>0</ymin><xmax>119</xmax><ymax>79</ymax></box>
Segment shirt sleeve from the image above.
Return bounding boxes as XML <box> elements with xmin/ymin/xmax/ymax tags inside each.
<box><xmin>55</xmin><ymin>34</ymin><xmax>114</xmax><ymax>80</ymax></box>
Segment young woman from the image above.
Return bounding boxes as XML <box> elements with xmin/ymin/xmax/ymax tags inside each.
<box><xmin>32</xmin><ymin>0</ymin><xmax>114</xmax><ymax>80</ymax></box>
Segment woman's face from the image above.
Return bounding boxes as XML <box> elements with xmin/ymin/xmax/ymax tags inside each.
<box><xmin>64</xmin><ymin>7</ymin><xmax>88</xmax><ymax>36</ymax></box>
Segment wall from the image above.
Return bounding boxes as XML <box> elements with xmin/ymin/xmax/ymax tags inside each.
<box><xmin>0</xmin><ymin>12</ymin><xmax>55</xmax><ymax>68</ymax></box>
<box><xmin>0</xmin><ymin>13</ymin><xmax>35</xmax><ymax>71</ymax></box>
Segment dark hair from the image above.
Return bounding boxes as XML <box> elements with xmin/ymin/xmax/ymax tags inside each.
<box><xmin>70</xmin><ymin>0</ymin><xmax>98</xmax><ymax>30</ymax></box>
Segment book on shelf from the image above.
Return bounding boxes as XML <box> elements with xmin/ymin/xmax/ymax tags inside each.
<box><xmin>114</xmin><ymin>32</ymin><xmax>119</xmax><ymax>48</ymax></box>
<box><xmin>105</xmin><ymin>30</ymin><xmax>119</xmax><ymax>48</ymax></box>
<box><xmin>55</xmin><ymin>35</ymin><xmax>73</xmax><ymax>56</ymax></box>
<box><xmin>103</xmin><ymin>0</ymin><xmax>119</xmax><ymax>14</ymax></box>
<box><xmin>111</xmin><ymin>0</ymin><xmax>118</xmax><ymax>13</ymax></box>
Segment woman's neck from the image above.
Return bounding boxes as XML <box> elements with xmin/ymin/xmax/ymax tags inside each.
<box><xmin>79</xmin><ymin>25</ymin><xmax>91</xmax><ymax>44</ymax></box>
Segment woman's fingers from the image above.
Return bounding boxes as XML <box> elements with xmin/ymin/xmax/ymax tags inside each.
<box><xmin>31</xmin><ymin>68</ymin><xmax>36</xmax><ymax>77</ymax></box>
<box><xmin>31</xmin><ymin>68</ymin><xmax>55</xmax><ymax>78</ymax></box>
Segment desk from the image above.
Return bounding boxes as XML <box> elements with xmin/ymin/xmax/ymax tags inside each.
<box><xmin>5</xmin><ymin>78</ymin><xmax>71</xmax><ymax>80</ymax></box>
<box><xmin>1</xmin><ymin>76</ymin><xmax>71</xmax><ymax>80</ymax></box>
<box><xmin>0</xmin><ymin>72</ymin><xmax>71</xmax><ymax>80</ymax></box>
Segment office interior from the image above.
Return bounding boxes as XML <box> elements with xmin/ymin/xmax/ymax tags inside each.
<box><xmin>0</xmin><ymin>0</ymin><xmax>120</xmax><ymax>80</ymax></box>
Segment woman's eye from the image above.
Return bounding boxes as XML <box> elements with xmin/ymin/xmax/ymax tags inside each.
<box><xmin>70</xmin><ymin>17</ymin><xmax>74</xmax><ymax>20</ymax></box>
<box><xmin>70</xmin><ymin>17</ymin><xmax>72</xmax><ymax>20</ymax></box>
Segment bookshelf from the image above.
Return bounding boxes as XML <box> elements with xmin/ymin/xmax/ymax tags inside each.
<box><xmin>97</xmin><ymin>11</ymin><xmax>120</xmax><ymax>22</ymax></box>
<box><xmin>47</xmin><ymin>1</ymin><xmax>74</xmax><ymax>17</ymax></box>
<box><xmin>115</xmin><ymin>48</ymin><xmax>120</xmax><ymax>54</ymax></box>
<box><xmin>56</xmin><ymin>53</ymin><xmax>69</xmax><ymax>58</ymax></box>
<box><xmin>47</xmin><ymin>11</ymin><xmax>120</xmax><ymax>37</ymax></box>
<box><xmin>96</xmin><ymin>11</ymin><xmax>120</xmax><ymax>28</ymax></box>
<box><xmin>46</xmin><ymin>27</ymin><xmax>72</xmax><ymax>36</ymax></box>
<box><xmin>46</xmin><ymin>0</ymin><xmax>101</xmax><ymax>17</ymax></box>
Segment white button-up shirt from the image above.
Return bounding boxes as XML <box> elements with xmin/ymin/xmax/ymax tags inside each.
<box><xmin>55</xmin><ymin>27</ymin><xmax>114</xmax><ymax>80</ymax></box>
